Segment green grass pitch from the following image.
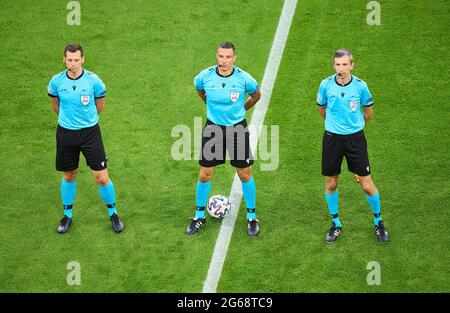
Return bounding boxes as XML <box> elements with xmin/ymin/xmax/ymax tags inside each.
<box><xmin>0</xmin><ymin>0</ymin><xmax>448</xmax><ymax>292</ymax></box>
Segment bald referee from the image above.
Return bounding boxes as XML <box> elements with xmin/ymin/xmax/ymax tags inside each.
<box><xmin>48</xmin><ymin>44</ymin><xmax>123</xmax><ymax>233</ymax></box>
<box><xmin>316</xmin><ymin>48</ymin><xmax>388</xmax><ymax>243</ymax></box>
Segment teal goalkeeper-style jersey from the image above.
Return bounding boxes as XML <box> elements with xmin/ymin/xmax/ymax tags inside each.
<box><xmin>48</xmin><ymin>69</ymin><xmax>106</xmax><ymax>130</ymax></box>
<box><xmin>194</xmin><ymin>65</ymin><xmax>259</xmax><ymax>126</ymax></box>
<box><xmin>316</xmin><ymin>74</ymin><xmax>373</xmax><ymax>135</ymax></box>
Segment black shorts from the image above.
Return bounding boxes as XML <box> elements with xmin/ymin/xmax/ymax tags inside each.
<box><xmin>322</xmin><ymin>130</ymin><xmax>371</xmax><ymax>177</ymax></box>
<box><xmin>56</xmin><ymin>124</ymin><xmax>108</xmax><ymax>172</ymax></box>
<box><xmin>199</xmin><ymin>119</ymin><xmax>254</xmax><ymax>168</ymax></box>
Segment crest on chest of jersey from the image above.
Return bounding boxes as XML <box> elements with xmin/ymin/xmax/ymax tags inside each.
<box><xmin>349</xmin><ymin>99</ymin><xmax>359</xmax><ymax>112</ymax></box>
<box><xmin>230</xmin><ymin>92</ymin><xmax>240</xmax><ymax>103</ymax></box>
<box><xmin>80</xmin><ymin>95</ymin><xmax>90</xmax><ymax>105</ymax></box>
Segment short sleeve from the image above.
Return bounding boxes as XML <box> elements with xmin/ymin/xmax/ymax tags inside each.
<box><xmin>316</xmin><ymin>80</ymin><xmax>328</xmax><ymax>106</ymax></box>
<box><xmin>194</xmin><ymin>72</ymin><xmax>205</xmax><ymax>91</ymax></box>
<box><xmin>244</xmin><ymin>74</ymin><xmax>259</xmax><ymax>94</ymax></box>
<box><xmin>359</xmin><ymin>81</ymin><xmax>373</xmax><ymax>106</ymax></box>
<box><xmin>93</xmin><ymin>76</ymin><xmax>106</xmax><ymax>99</ymax></box>
<box><xmin>47</xmin><ymin>76</ymin><xmax>58</xmax><ymax>97</ymax></box>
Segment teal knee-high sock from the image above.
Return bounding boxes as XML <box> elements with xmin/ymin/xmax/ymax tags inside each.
<box><xmin>61</xmin><ymin>178</ymin><xmax>76</xmax><ymax>218</ymax></box>
<box><xmin>366</xmin><ymin>191</ymin><xmax>382</xmax><ymax>225</ymax></box>
<box><xmin>242</xmin><ymin>177</ymin><xmax>256</xmax><ymax>219</ymax></box>
<box><xmin>195</xmin><ymin>180</ymin><xmax>211</xmax><ymax>218</ymax></box>
<box><xmin>98</xmin><ymin>180</ymin><xmax>117</xmax><ymax>216</ymax></box>
<box><xmin>325</xmin><ymin>190</ymin><xmax>341</xmax><ymax>227</ymax></box>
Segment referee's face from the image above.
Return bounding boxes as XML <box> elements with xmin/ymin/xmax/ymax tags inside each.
<box><xmin>64</xmin><ymin>50</ymin><xmax>84</xmax><ymax>75</ymax></box>
<box><xmin>333</xmin><ymin>55</ymin><xmax>354</xmax><ymax>79</ymax></box>
<box><xmin>216</xmin><ymin>48</ymin><xmax>236</xmax><ymax>73</ymax></box>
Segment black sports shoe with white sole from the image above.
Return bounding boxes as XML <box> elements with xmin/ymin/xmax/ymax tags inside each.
<box><xmin>247</xmin><ymin>218</ymin><xmax>260</xmax><ymax>236</ymax></box>
<box><xmin>186</xmin><ymin>217</ymin><xmax>206</xmax><ymax>235</ymax></box>
<box><xmin>325</xmin><ymin>222</ymin><xmax>342</xmax><ymax>243</ymax></box>
<box><xmin>110</xmin><ymin>213</ymin><xmax>124</xmax><ymax>233</ymax></box>
<box><xmin>375</xmin><ymin>221</ymin><xmax>388</xmax><ymax>242</ymax></box>
<box><xmin>57</xmin><ymin>215</ymin><xmax>72</xmax><ymax>234</ymax></box>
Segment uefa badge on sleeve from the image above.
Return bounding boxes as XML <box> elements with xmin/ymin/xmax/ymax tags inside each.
<box><xmin>230</xmin><ymin>91</ymin><xmax>240</xmax><ymax>103</ymax></box>
<box><xmin>80</xmin><ymin>95</ymin><xmax>90</xmax><ymax>105</ymax></box>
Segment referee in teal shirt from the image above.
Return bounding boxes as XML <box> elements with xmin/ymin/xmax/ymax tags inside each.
<box><xmin>48</xmin><ymin>44</ymin><xmax>123</xmax><ymax>233</ymax></box>
<box><xmin>186</xmin><ymin>42</ymin><xmax>261</xmax><ymax>236</ymax></box>
<box><xmin>316</xmin><ymin>48</ymin><xmax>388</xmax><ymax>243</ymax></box>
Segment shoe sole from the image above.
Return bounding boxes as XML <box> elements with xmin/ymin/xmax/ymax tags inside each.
<box><xmin>247</xmin><ymin>226</ymin><xmax>260</xmax><ymax>236</ymax></box>
<box><xmin>325</xmin><ymin>233</ymin><xmax>340</xmax><ymax>243</ymax></box>
<box><xmin>186</xmin><ymin>228</ymin><xmax>205</xmax><ymax>235</ymax></box>
<box><xmin>113</xmin><ymin>226</ymin><xmax>123</xmax><ymax>233</ymax></box>
<box><xmin>377</xmin><ymin>237</ymin><xmax>388</xmax><ymax>243</ymax></box>
<box><xmin>186</xmin><ymin>224</ymin><xmax>206</xmax><ymax>235</ymax></box>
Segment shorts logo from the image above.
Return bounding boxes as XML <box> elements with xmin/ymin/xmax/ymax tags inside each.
<box><xmin>317</xmin><ymin>93</ymin><xmax>322</xmax><ymax>102</ymax></box>
<box><xmin>80</xmin><ymin>95</ymin><xmax>90</xmax><ymax>105</ymax></box>
<box><xmin>349</xmin><ymin>99</ymin><xmax>359</xmax><ymax>112</ymax></box>
<box><xmin>366</xmin><ymin>166</ymin><xmax>370</xmax><ymax>172</ymax></box>
<box><xmin>101</xmin><ymin>161</ymin><xmax>105</xmax><ymax>167</ymax></box>
<box><xmin>230</xmin><ymin>92</ymin><xmax>240</xmax><ymax>103</ymax></box>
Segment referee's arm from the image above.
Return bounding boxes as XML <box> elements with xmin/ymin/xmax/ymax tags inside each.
<box><xmin>244</xmin><ymin>89</ymin><xmax>261</xmax><ymax>111</ymax></box>
<box><xmin>363</xmin><ymin>105</ymin><xmax>373</xmax><ymax>124</ymax></box>
<box><xmin>50</xmin><ymin>96</ymin><xmax>59</xmax><ymax>115</ymax></box>
<box><xmin>317</xmin><ymin>104</ymin><xmax>326</xmax><ymax>120</ymax></box>
<box><xmin>95</xmin><ymin>98</ymin><xmax>105</xmax><ymax>114</ymax></box>
<box><xmin>196</xmin><ymin>90</ymin><xmax>206</xmax><ymax>103</ymax></box>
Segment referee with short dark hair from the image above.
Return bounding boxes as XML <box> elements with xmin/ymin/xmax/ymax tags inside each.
<box><xmin>48</xmin><ymin>44</ymin><xmax>123</xmax><ymax>233</ymax></box>
<box><xmin>316</xmin><ymin>48</ymin><xmax>388</xmax><ymax>243</ymax></box>
<box><xmin>185</xmin><ymin>42</ymin><xmax>261</xmax><ymax>236</ymax></box>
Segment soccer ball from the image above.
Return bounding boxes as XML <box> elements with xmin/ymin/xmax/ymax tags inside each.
<box><xmin>207</xmin><ymin>195</ymin><xmax>231</xmax><ymax>219</ymax></box>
